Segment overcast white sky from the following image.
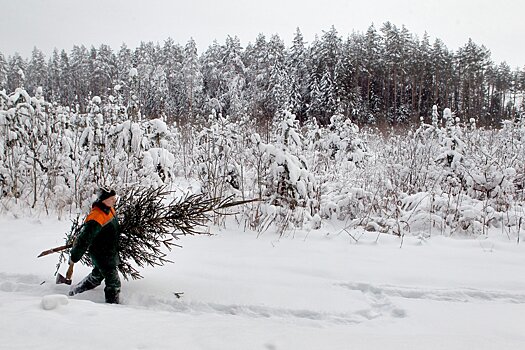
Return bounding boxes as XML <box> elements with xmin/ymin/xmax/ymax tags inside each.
<box><xmin>0</xmin><ymin>0</ymin><xmax>523</xmax><ymax>68</ymax></box>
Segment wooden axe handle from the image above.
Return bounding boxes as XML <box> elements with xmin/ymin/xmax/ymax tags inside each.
<box><xmin>65</xmin><ymin>262</ymin><xmax>74</xmax><ymax>280</ymax></box>
<box><xmin>37</xmin><ymin>244</ymin><xmax>72</xmax><ymax>258</ymax></box>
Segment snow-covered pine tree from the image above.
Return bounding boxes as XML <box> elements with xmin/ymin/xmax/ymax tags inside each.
<box><xmin>244</xmin><ymin>34</ymin><xmax>270</xmax><ymax>128</ymax></box>
<box><xmin>161</xmin><ymin>38</ymin><xmax>184</xmax><ymax>122</ymax></box>
<box><xmin>286</xmin><ymin>28</ymin><xmax>309</xmax><ymax>122</ymax></box>
<box><xmin>69</xmin><ymin>45</ymin><xmax>91</xmax><ymax>111</ymax></box>
<box><xmin>0</xmin><ymin>53</ymin><xmax>7</xmax><ymax>89</ymax></box>
<box><xmin>6</xmin><ymin>53</ymin><xmax>26</xmax><ymax>92</ymax></box>
<box><xmin>134</xmin><ymin>41</ymin><xmax>168</xmax><ymax>119</ymax></box>
<box><xmin>181</xmin><ymin>38</ymin><xmax>204</xmax><ymax>119</ymax></box>
<box><xmin>116</xmin><ymin>44</ymin><xmax>133</xmax><ymax>94</ymax></box>
<box><xmin>362</xmin><ymin>24</ymin><xmax>382</xmax><ymax>123</ymax></box>
<box><xmin>26</xmin><ymin>48</ymin><xmax>47</xmax><ymax>96</ymax></box>
<box><xmin>266</xmin><ymin>35</ymin><xmax>289</xmax><ymax>120</ymax></box>
<box><xmin>200</xmin><ymin>40</ymin><xmax>223</xmax><ymax>115</ymax></box>
<box><xmin>219</xmin><ymin>36</ymin><xmax>247</xmax><ymax>119</ymax></box>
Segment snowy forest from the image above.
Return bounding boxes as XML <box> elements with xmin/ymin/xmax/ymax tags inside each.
<box><xmin>1</xmin><ymin>24</ymin><xmax>524</xmax><ymax>238</ymax></box>
<box><xmin>2</xmin><ymin>24</ymin><xmax>525</xmax><ymax>126</ymax></box>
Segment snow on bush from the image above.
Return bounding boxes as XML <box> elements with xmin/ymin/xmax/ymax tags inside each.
<box><xmin>244</xmin><ymin>112</ymin><xmax>320</xmax><ymax>234</ymax></box>
<box><xmin>0</xmin><ymin>87</ymin><xmax>524</xmax><ymax>238</ymax></box>
<box><xmin>142</xmin><ymin>148</ymin><xmax>176</xmax><ymax>186</ymax></box>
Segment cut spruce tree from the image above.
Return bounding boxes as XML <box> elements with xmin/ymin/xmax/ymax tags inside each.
<box><xmin>53</xmin><ymin>186</ymin><xmax>256</xmax><ymax>280</ymax></box>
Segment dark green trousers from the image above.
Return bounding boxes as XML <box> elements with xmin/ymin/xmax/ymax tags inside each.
<box><xmin>70</xmin><ymin>265</ymin><xmax>121</xmax><ymax>303</ymax></box>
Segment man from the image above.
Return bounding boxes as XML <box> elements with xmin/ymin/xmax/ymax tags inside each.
<box><xmin>68</xmin><ymin>187</ymin><xmax>121</xmax><ymax>304</ymax></box>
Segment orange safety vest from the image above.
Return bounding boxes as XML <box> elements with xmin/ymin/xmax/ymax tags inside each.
<box><xmin>85</xmin><ymin>206</ymin><xmax>116</xmax><ymax>227</ymax></box>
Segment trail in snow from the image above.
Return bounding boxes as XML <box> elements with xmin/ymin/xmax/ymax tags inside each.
<box><xmin>339</xmin><ymin>282</ymin><xmax>525</xmax><ymax>304</ymax></box>
<box><xmin>2</xmin><ymin>217</ymin><xmax>525</xmax><ymax>350</ymax></box>
<box><xmin>0</xmin><ymin>272</ymin><xmax>395</xmax><ymax>325</ymax></box>
<box><xmin>3</xmin><ymin>270</ymin><xmax>525</xmax><ymax>329</ymax></box>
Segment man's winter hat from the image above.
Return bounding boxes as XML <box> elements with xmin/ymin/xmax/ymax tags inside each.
<box><xmin>96</xmin><ymin>187</ymin><xmax>116</xmax><ymax>202</ymax></box>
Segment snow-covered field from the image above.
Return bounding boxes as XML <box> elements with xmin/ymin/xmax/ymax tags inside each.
<box><xmin>1</xmin><ymin>215</ymin><xmax>525</xmax><ymax>350</ymax></box>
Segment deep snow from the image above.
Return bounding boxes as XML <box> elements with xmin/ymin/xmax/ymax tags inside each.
<box><xmin>1</xmin><ymin>215</ymin><xmax>525</xmax><ymax>350</ymax></box>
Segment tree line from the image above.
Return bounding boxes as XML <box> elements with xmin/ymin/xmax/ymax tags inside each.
<box><xmin>1</xmin><ymin>23</ymin><xmax>524</xmax><ymax>129</ymax></box>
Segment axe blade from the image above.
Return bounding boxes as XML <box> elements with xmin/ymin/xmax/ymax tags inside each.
<box><xmin>56</xmin><ymin>273</ymin><xmax>72</xmax><ymax>285</ymax></box>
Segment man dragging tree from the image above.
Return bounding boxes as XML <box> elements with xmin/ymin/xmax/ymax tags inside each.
<box><xmin>68</xmin><ymin>187</ymin><xmax>121</xmax><ymax>304</ymax></box>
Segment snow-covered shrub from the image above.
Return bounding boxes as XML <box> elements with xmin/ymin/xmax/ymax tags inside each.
<box><xmin>246</xmin><ymin>112</ymin><xmax>320</xmax><ymax>234</ymax></box>
<box><xmin>338</xmin><ymin>105</ymin><xmax>525</xmax><ymax>238</ymax></box>
<box><xmin>435</xmin><ymin>108</ymin><xmax>466</xmax><ymax>171</ymax></box>
<box><xmin>320</xmin><ymin>186</ymin><xmax>372</xmax><ymax>221</ymax></box>
<box><xmin>141</xmin><ymin>148</ymin><xmax>176</xmax><ymax>186</ymax></box>
<box><xmin>0</xmin><ymin>88</ymin><xmax>184</xmax><ymax>213</ymax></box>
<box><xmin>317</xmin><ymin>114</ymin><xmax>369</xmax><ymax>168</ymax></box>
<box><xmin>1</xmin><ymin>83</ymin><xmax>524</xmax><ymax>239</ymax></box>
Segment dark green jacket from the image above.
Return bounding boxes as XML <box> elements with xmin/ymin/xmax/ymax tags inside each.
<box><xmin>70</xmin><ymin>202</ymin><xmax>120</xmax><ymax>269</ymax></box>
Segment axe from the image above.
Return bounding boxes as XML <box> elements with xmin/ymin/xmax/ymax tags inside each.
<box><xmin>37</xmin><ymin>244</ymin><xmax>75</xmax><ymax>285</ymax></box>
<box><xmin>56</xmin><ymin>261</ymin><xmax>74</xmax><ymax>285</ymax></box>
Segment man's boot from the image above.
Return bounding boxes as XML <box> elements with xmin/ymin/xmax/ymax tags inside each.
<box><xmin>68</xmin><ymin>274</ymin><xmax>101</xmax><ymax>296</ymax></box>
<box><xmin>105</xmin><ymin>288</ymin><xmax>120</xmax><ymax>304</ymax></box>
